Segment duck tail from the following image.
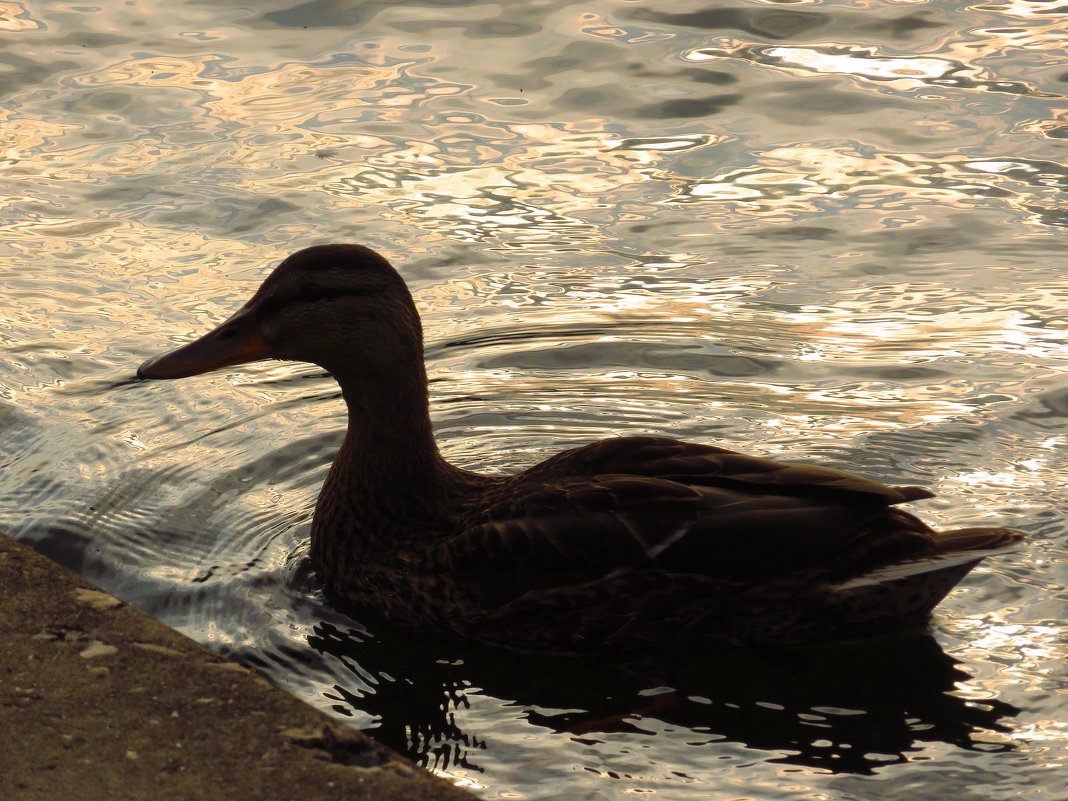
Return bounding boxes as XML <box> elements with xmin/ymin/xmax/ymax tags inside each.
<box><xmin>933</xmin><ymin>526</ymin><xmax>1025</xmax><ymax>554</ymax></box>
<box><xmin>833</xmin><ymin>526</ymin><xmax>1024</xmax><ymax>591</ymax></box>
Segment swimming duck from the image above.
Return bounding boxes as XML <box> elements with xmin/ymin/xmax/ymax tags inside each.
<box><xmin>138</xmin><ymin>244</ymin><xmax>1023</xmax><ymax>655</ymax></box>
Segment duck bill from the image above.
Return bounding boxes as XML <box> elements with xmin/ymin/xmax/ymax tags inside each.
<box><xmin>137</xmin><ymin>307</ymin><xmax>272</xmax><ymax>380</ymax></box>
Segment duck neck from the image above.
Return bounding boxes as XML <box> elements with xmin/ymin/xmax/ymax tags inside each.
<box><xmin>334</xmin><ymin>365</ymin><xmax>447</xmax><ymax>492</ymax></box>
<box><xmin>309</xmin><ymin>360</ymin><xmax>461</xmax><ymax>576</ymax></box>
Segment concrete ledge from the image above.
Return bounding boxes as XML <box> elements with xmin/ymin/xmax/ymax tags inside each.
<box><xmin>0</xmin><ymin>534</ymin><xmax>474</xmax><ymax>801</ymax></box>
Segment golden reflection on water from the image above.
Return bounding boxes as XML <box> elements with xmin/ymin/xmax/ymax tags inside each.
<box><xmin>1</xmin><ymin>1</ymin><xmax>1066</xmax><ymax>799</ymax></box>
<box><xmin>0</xmin><ymin>2</ymin><xmax>36</xmax><ymax>32</ymax></box>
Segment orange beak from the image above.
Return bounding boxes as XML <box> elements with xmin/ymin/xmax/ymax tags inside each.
<box><xmin>137</xmin><ymin>306</ymin><xmax>273</xmax><ymax>380</ymax></box>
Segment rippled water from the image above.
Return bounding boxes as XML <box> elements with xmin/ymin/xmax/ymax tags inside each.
<box><xmin>1</xmin><ymin>1</ymin><xmax>1066</xmax><ymax>798</ymax></box>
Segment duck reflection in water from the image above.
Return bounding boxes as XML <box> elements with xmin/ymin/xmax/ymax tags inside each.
<box><xmin>305</xmin><ymin>617</ymin><xmax>1018</xmax><ymax>777</ymax></box>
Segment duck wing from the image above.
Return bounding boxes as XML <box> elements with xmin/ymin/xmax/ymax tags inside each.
<box><xmin>521</xmin><ymin>435</ymin><xmax>932</xmax><ymax>505</ymax></box>
<box><xmin>441</xmin><ymin>437</ymin><xmax>938</xmax><ymax>605</ymax></box>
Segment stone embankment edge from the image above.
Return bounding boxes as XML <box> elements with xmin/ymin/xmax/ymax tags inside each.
<box><xmin>0</xmin><ymin>534</ymin><xmax>475</xmax><ymax>801</ymax></box>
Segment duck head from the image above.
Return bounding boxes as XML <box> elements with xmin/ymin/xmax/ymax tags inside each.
<box><xmin>137</xmin><ymin>244</ymin><xmax>424</xmax><ymax>382</ymax></box>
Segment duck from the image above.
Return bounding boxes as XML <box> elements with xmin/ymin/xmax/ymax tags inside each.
<box><xmin>137</xmin><ymin>244</ymin><xmax>1024</xmax><ymax>655</ymax></box>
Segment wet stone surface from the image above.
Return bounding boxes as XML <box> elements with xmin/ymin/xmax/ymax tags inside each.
<box><xmin>0</xmin><ymin>534</ymin><xmax>472</xmax><ymax>801</ymax></box>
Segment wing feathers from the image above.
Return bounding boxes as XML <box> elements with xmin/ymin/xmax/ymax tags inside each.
<box><xmin>526</xmin><ymin>436</ymin><xmax>932</xmax><ymax>504</ymax></box>
<box><xmin>439</xmin><ymin>436</ymin><xmax>1006</xmax><ymax>609</ymax></box>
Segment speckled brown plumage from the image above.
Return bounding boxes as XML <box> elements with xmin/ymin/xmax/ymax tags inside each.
<box><xmin>139</xmin><ymin>244</ymin><xmax>1025</xmax><ymax>655</ymax></box>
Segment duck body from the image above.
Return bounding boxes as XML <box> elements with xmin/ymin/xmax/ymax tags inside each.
<box><xmin>138</xmin><ymin>244</ymin><xmax>1023</xmax><ymax>655</ymax></box>
<box><xmin>311</xmin><ymin>431</ymin><xmax>1013</xmax><ymax>654</ymax></box>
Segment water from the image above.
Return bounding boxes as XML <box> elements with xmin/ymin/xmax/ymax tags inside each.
<box><xmin>1</xmin><ymin>0</ymin><xmax>1065</xmax><ymax>797</ymax></box>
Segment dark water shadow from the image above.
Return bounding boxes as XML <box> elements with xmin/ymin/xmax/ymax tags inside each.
<box><xmin>307</xmin><ymin>615</ymin><xmax>1019</xmax><ymax>776</ymax></box>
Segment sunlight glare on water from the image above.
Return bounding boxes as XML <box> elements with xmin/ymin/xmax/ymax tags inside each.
<box><xmin>0</xmin><ymin>1</ymin><xmax>1065</xmax><ymax>799</ymax></box>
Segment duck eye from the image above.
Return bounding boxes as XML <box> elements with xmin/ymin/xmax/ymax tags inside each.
<box><xmin>299</xmin><ymin>283</ymin><xmax>325</xmax><ymax>303</ymax></box>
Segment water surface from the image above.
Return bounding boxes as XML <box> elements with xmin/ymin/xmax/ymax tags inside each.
<box><xmin>1</xmin><ymin>1</ymin><xmax>1065</xmax><ymax>798</ymax></box>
